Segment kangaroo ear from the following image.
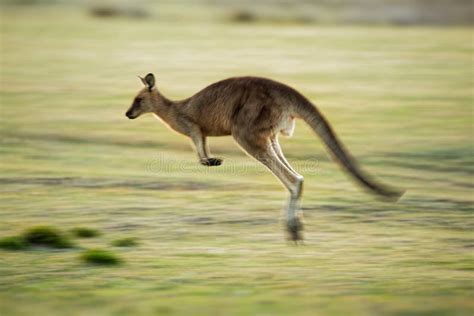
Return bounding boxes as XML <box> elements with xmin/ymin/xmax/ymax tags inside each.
<box><xmin>144</xmin><ymin>73</ymin><xmax>155</xmax><ymax>91</ymax></box>
<box><xmin>138</xmin><ymin>73</ymin><xmax>155</xmax><ymax>91</ymax></box>
<box><xmin>138</xmin><ymin>75</ymin><xmax>147</xmax><ymax>86</ymax></box>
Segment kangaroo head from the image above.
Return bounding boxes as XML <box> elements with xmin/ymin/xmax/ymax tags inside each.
<box><xmin>126</xmin><ymin>73</ymin><xmax>165</xmax><ymax>119</ymax></box>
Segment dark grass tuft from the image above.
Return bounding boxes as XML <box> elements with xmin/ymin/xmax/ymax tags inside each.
<box><xmin>0</xmin><ymin>236</ymin><xmax>29</xmax><ymax>250</ymax></box>
<box><xmin>89</xmin><ymin>5</ymin><xmax>149</xmax><ymax>19</ymax></box>
<box><xmin>81</xmin><ymin>249</ymin><xmax>122</xmax><ymax>265</ymax></box>
<box><xmin>23</xmin><ymin>226</ymin><xmax>74</xmax><ymax>248</ymax></box>
<box><xmin>71</xmin><ymin>227</ymin><xmax>101</xmax><ymax>238</ymax></box>
<box><xmin>112</xmin><ymin>237</ymin><xmax>138</xmax><ymax>247</ymax></box>
<box><xmin>230</xmin><ymin>9</ymin><xmax>258</xmax><ymax>23</ymax></box>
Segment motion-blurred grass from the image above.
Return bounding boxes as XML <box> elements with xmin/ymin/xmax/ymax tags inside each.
<box><xmin>0</xmin><ymin>3</ymin><xmax>473</xmax><ymax>316</ymax></box>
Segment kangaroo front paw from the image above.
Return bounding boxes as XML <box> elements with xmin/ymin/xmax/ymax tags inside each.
<box><xmin>286</xmin><ymin>216</ymin><xmax>304</xmax><ymax>242</ymax></box>
<box><xmin>200</xmin><ymin>157</ymin><xmax>223</xmax><ymax>167</ymax></box>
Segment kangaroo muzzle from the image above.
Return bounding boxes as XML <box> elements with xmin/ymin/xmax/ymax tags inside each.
<box><xmin>125</xmin><ymin>110</ymin><xmax>136</xmax><ymax>119</ymax></box>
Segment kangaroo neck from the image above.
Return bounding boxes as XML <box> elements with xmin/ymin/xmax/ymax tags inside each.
<box><xmin>151</xmin><ymin>92</ymin><xmax>175</xmax><ymax>121</ymax></box>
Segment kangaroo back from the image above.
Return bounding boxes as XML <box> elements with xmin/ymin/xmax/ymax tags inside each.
<box><xmin>294</xmin><ymin>100</ymin><xmax>404</xmax><ymax>201</ymax></box>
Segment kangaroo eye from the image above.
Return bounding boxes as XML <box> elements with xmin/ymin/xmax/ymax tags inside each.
<box><xmin>135</xmin><ymin>97</ymin><xmax>142</xmax><ymax>103</ymax></box>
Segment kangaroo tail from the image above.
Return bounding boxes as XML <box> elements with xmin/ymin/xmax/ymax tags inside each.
<box><xmin>295</xmin><ymin>99</ymin><xmax>405</xmax><ymax>202</ymax></box>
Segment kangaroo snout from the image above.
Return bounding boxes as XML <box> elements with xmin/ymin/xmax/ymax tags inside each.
<box><xmin>125</xmin><ymin>110</ymin><xmax>136</xmax><ymax>119</ymax></box>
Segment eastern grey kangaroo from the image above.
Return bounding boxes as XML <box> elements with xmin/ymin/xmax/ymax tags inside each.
<box><xmin>125</xmin><ymin>73</ymin><xmax>404</xmax><ymax>241</ymax></box>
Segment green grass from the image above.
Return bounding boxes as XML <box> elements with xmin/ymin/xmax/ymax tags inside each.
<box><xmin>22</xmin><ymin>226</ymin><xmax>74</xmax><ymax>249</ymax></box>
<box><xmin>0</xmin><ymin>226</ymin><xmax>74</xmax><ymax>250</ymax></box>
<box><xmin>0</xmin><ymin>236</ymin><xmax>29</xmax><ymax>250</ymax></box>
<box><xmin>111</xmin><ymin>237</ymin><xmax>138</xmax><ymax>247</ymax></box>
<box><xmin>71</xmin><ymin>227</ymin><xmax>101</xmax><ymax>238</ymax></box>
<box><xmin>0</xmin><ymin>3</ymin><xmax>472</xmax><ymax>316</ymax></box>
<box><xmin>81</xmin><ymin>249</ymin><xmax>122</xmax><ymax>265</ymax></box>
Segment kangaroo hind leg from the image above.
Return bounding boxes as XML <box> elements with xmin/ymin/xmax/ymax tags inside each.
<box><xmin>271</xmin><ymin>135</ymin><xmax>298</xmax><ymax>175</ymax></box>
<box><xmin>280</xmin><ymin>116</ymin><xmax>295</xmax><ymax>137</ymax></box>
<box><xmin>233</xmin><ymin>132</ymin><xmax>304</xmax><ymax>241</ymax></box>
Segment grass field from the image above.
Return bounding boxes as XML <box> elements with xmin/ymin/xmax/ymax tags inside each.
<box><xmin>0</xmin><ymin>4</ymin><xmax>473</xmax><ymax>316</ymax></box>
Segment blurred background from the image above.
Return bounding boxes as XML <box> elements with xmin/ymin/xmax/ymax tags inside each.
<box><xmin>1</xmin><ymin>1</ymin><xmax>472</xmax><ymax>315</ymax></box>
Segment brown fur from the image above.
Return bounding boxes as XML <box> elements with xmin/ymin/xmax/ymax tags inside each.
<box><xmin>126</xmin><ymin>74</ymin><xmax>405</xmax><ymax>241</ymax></box>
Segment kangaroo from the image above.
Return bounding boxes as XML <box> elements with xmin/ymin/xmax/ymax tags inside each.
<box><xmin>125</xmin><ymin>73</ymin><xmax>404</xmax><ymax>241</ymax></box>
